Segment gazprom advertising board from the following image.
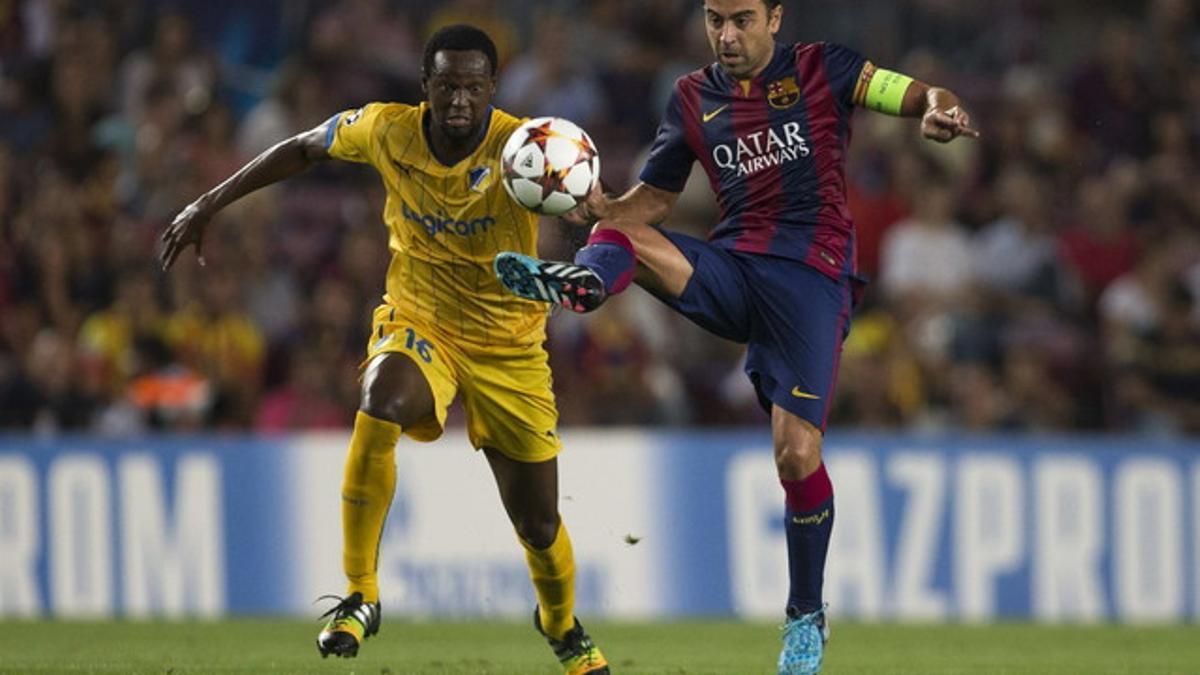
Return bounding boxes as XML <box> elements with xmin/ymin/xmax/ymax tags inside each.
<box><xmin>1</xmin><ymin>432</ymin><xmax>1196</xmax><ymax>622</ymax></box>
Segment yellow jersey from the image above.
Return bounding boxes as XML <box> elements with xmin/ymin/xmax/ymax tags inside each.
<box><xmin>326</xmin><ymin>102</ymin><xmax>545</xmax><ymax>352</ymax></box>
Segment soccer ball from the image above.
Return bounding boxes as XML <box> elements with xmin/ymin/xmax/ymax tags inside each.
<box><xmin>500</xmin><ymin>116</ymin><xmax>600</xmax><ymax>216</ymax></box>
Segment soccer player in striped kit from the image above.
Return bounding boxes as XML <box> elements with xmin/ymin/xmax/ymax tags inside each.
<box><xmin>494</xmin><ymin>1</ymin><xmax>977</xmax><ymax>672</ymax></box>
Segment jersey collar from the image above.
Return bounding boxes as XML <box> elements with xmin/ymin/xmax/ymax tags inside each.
<box><xmin>714</xmin><ymin>42</ymin><xmax>792</xmax><ymax>95</ymax></box>
<box><xmin>420</xmin><ymin>103</ymin><xmax>495</xmax><ymax>169</ymax></box>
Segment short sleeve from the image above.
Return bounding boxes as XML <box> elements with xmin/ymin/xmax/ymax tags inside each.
<box><xmin>821</xmin><ymin>43</ymin><xmax>869</xmax><ymax>110</ymax></box>
<box><xmin>326</xmin><ymin>103</ymin><xmax>384</xmax><ymax>165</ymax></box>
<box><xmin>638</xmin><ymin>87</ymin><xmax>695</xmax><ymax>193</ymax></box>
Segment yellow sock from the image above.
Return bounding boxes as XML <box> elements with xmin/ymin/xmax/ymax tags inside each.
<box><xmin>522</xmin><ymin>521</ymin><xmax>576</xmax><ymax>640</ymax></box>
<box><xmin>342</xmin><ymin>410</ymin><xmax>401</xmax><ymax>603</ymax></box>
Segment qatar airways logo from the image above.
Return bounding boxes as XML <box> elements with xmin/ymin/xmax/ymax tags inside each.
<box><xmin>712</xmin><ymin>122</ymin><xmax>810</xmax><ymax>177</ymax></box>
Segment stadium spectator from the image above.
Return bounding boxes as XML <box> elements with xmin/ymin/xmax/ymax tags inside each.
<box><xmin>879</xmin><ymin>171</ymin><xmax>974</xmax><ymax>310</ymax></box>
<box><xmin>77</xmin><ymin>269</ymin><xmax>166</xmax><ymax>394</ymax></box>
<box><xmin>118</xmin><ymin>9</ymin><xmax>214</xmax><ymax>123</ymax></box>
<box><xmin>237</xmin><ymin>63</ymin><xmax>329</xmax><ymax>157</ymax></box>
<box><xmin>422</xmin><ymin>0</ymin><xmax>520</xmax><ymax>67</ymax></box>
<box><xmin>496</xmin><ymin>12</ymin><xmax>607</xmax><ymax>129</ymax></box>
<box><xmin>1109</xmin><ymin>280</ymin><xmax>1200</xmax><ymax>434</ymax></box>
<box><xmin>184</xmin><ymin>100</ymin><xmax>247</xmax><ymax>188</ymax></box>
<box><xmin>1068</xmin><ymin>18</ymin><xmax>1151</xmax><ymax>162</ymax></box>
<box><xmin>834</xmin><ymin>310</ymin><xmax>924</xmax><ymax>429</ymax></box>
<box><xmin>971</xmin><ymin>164</ymin><xmax>1063</xmax><ymax>304</ymax></box>
<box><xmin>5</xmin><ymin>328</ymin><xmax>96</xmax><ymax>432</ymax></box>
<box><xmin>255</xmin><ymin>344</ymin><xmax>350</xmax><ymax>431</ymax></box>
<box><xmin>163</xmin><ymin>264</ymin><xmax>266</xmax><ymax>427</ymax></box>
<box><xmin>1059</xmin><ymin>174</ymin><xmax>1140</xmax><ymax>312</ymax></box>
<box><xmin>121</xmin><ymin>334</ymin><xmax>212</xmax><ymax>432</ymax></box>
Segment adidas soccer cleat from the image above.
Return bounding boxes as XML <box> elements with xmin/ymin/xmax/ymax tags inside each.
<box><xmin>494</xmin><ymin>252</ymin><xmax>607</xmax><ymax>313</ymax></box>
<box><xmin>533</xmin><ymin>607</ymin><xmax>610</xmax><ymax>674</ymax></box>
<box><xmin>778</xmin><ymin>605</ymin><xmax>830</xmax><ymax>674</ymax></box>
<box><xmin>315</xmin><ymin>592</ymin><xmax>381</xmax><ymax>658</ymax></box>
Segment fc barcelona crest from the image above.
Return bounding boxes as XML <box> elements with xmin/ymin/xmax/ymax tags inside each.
<box><xmin>767</xmin><ymin>77</ymin><xmax>800</xmax><ymax>109</ymax></box>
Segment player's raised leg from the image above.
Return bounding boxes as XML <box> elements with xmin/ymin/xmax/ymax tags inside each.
<box><xmin>317</xmin><ymin>352</ymin><xmax>435</xmax><ymax>658</ymax></box>
<box><xmin>774</xmin><ymin>408</ymin><xmax>833</xmax><ymax>675</ymax></box>
<box><xmin>482</xmin><ymin>447</ymin><xmax>609</xmax><ymax>675</ymax></box>
<box><xmin>494</xmin><ymin>217</ymin><xmax>694</xmax><ymax>312</ymax></box>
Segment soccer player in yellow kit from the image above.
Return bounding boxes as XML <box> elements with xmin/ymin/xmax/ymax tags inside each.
<box><xmin>161</xmin><ymin>25</ymin><xmax>609</xmax><ymax>675</ymax></box>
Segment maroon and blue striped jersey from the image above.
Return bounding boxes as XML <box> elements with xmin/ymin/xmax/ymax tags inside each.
<box><xmin>640</xmin><ymin>42</ymin><xmax>868</xmax><ymax>280</ymax></box>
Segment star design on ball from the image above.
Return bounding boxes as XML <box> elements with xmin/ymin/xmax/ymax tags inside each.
<box><xmin>525</xmin><ymin>121</ymin><xmax>597</xmax><ymax>163</ymax></box>
<box><xmin>523</xmin><ymin>121</ymin><xmax>556</xmax><ymax>150</ymax></box>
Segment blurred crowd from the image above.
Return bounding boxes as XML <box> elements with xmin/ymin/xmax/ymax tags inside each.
<box><xmin>1</xmin><ymin>0</ymin><xmax>1198</xmax><ymax>436</ymax></box>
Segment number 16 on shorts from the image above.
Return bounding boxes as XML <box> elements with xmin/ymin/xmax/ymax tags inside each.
<box><xmin>403</xmin><ymin>327</ymin><xmax>434</xmax><ymax>363</ymax></box>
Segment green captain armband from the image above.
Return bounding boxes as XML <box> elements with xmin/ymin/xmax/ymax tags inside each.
<box><xmin>864</xmin><ymin>68</ymin><xmax>914</xmax><ymax>115</ymax></box>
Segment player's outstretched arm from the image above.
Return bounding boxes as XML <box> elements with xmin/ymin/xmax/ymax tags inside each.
<box><xmin>563</xmin><ymin>181</ymin><xmax>679</xmax><ymax>229</ymax></box>
<box><xmin>853</xmin><ymin>64</ymin><xmax>978</xmax><ymax>144</ymax></box>
<box><xmin>160</xmin><ymin>118</ymin><xmax>336</xmax><ymax>270</ymax></box>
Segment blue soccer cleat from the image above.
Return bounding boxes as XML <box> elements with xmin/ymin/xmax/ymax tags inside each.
<box><xmin>778</xmin><ymin>605</ymin><xmax>830</xmax><ymax>674</ymax></box>
<box><xmin>493</xmin><ymin>251</ymin><xmax>607</xmax><ymax>313</ymax></box>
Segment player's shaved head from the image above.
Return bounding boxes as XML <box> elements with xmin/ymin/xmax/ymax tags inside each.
<box><xmin>423</xmin><ymin>24</ymin><xmax>498</xmax><ymax>78</ymax></box>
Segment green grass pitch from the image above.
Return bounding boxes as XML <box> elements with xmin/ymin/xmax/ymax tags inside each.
<box><xmin>1</xmin><ymin>619</ymin><xmax>1197</xmax><ymax>674</ymax></box>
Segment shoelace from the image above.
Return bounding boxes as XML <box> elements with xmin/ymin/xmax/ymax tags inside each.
<box><xmin>567</xmin><ymin>637</ymin><xmax>603</xmax><ymax>666</ymax></box>
<box><xmin>780</xmin><ymin>609</ymin><xmax>825</xmax><ymax>639</ymax></box>
<box><xmin>315</xmin><ymin>594</ymin><xmax>361</xmax><ymax>622</ymax></box>
<box><xmin>553</xmin><ymin>629</ymin><xmax>594</xmax><ymax>660</ymax></box>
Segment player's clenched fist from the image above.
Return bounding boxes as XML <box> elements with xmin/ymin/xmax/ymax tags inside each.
<box><xmin>922</xmin><ymin>104</ymin><xmax>979</xmax><ymax>143</ymax></box>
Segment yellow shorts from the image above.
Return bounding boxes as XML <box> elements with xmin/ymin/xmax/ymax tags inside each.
<box><xmin>363</xmin><ymin>304</ymin><xmax>562</xmax><ymax>463</ymax></box>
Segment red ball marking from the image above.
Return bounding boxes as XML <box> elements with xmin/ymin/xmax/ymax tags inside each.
<box><xmin>523</xmin><ymin>121</ymin><xmax>556</xmax><ymax>150</ymax></box>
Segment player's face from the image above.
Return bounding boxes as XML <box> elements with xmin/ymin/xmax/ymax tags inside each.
<box><xmin>423</xmin><ymin>50</ymin><xmax>496</xmax><ymax>141</ymax></box>
<box><xmin>703</xmin><ymin>0</ymin><xmax>782</xmax><ymax>79</ymax></box>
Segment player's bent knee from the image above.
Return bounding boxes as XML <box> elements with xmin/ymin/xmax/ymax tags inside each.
<box><xmin>360</xmin><ymin>384</ymin><xmax>427</xmax><ymax>428</ymax></box>
<box><xmin>359</xmin><ymin>396</ymin><xmax>407</xmax><ymax>427</ymax></box>
<box><xmin>514</xmin><ymin>514</ymin><xmax>559</xmax><ymax>550</ymax></box>
<box><xmin>774</xmin><ymin>434</ymin><xmax>823</xmax><ymax>480</ymax></box>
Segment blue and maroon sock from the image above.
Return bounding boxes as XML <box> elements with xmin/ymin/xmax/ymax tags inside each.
<box><xmin>573</xmin><ymin>228</ymin><xmax>635</xmax><ymax>295</ymax></box>
<box><xmin>781</xmin><ymin>462</ymin><xmax>834</xmax><ymax>616</ymax></box>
